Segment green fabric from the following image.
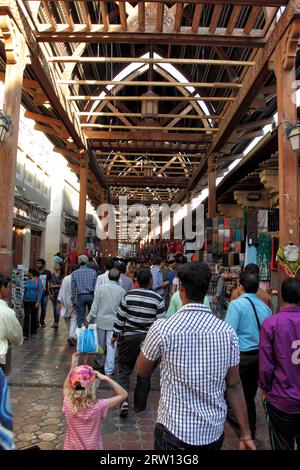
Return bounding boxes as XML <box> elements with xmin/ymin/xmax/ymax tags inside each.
<box><xmin>257</xmin><ymin>234</ymin><xmax>272</xmax><ymax>281</ymax></box>
<box><xmin>166</xmin><ymin>292</ymin><xmax>210</xmax><ymax>318</ymax></box>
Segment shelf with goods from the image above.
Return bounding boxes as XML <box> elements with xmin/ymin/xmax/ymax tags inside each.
<box><xmin>11</xmin><ymin>265</ymin><xmax>27</xmax><ymax>324</ymax></box>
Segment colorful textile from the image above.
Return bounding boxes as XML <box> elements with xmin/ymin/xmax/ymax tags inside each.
<box><xmin>224</xmin><ymin>217</ymin><xmax>230</xmax><ymax>229</ymax></box>
<box><xmin>235</xmin><ymin>229</ymin><xmax>241</xmax><ymax>242</ymax></box>
<box><xmin>276</xmin><ymin>245</ymin><xmax>300</xmax><ymax>277</ymax></box>
<box><xmin>257</xmin><ymin>234</ymin><xmax>272</xmax><ymax>281</ymax></box>
<box><xmin>69</xmin><ymin>365</ymin><xmax>95</xmax><ymax>390</ymax></box>
<box><xmin>0</xmin><ymin>368</ymin><xmax>14</xmax><ymax>450</ymax></box>
<box><xmin>270</xmin><ymin>237</ymin><xmax>279</xmax><ymax>272</ymax></box>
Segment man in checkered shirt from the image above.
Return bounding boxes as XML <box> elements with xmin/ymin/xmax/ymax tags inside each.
<box><xmin>137</xmin><ymin>262</ymin><xmax>255</xmax><ymax>451</ymax></box>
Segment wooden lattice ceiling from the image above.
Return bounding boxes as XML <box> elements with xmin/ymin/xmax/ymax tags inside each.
<box><xmin>5</xmin><ymin>0</ymin><xmax>293</xmax><ymax>235</ymax></box>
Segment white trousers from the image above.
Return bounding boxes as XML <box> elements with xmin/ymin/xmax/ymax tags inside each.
<box><xmin>63</xmin><ymin>312</ymin><xmax>77</xmax><ymax>339</ymax></box>
<box><xmin>97</xmin><ymin>329</ymin><xmax>116</xmax><ymax>376</ymax></box>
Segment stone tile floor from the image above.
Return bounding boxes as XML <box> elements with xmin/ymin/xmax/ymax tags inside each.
<box><xmin>8</xmin><ymin>312</ymin><xmax>271</xmax><ymax>450</ymax></box>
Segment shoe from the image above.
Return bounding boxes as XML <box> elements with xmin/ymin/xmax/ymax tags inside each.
<box><xmin>134</xmin><ymin>406</ymin><xmax>149</xmax><ymax>415</ymax></box>
<box><xmin>23</xmin><ymin>336</ymin><xmax>30</xmax><ymax>340</ymax></box>
<box><xmin>51</xmin><ymin>322</ymin><xmax>58</xmax><ymax>329</ymax></box>
<box><xmin>41</xmin><ymin>323</ymin><xmax>46</xmax><ymax>328</ymax></box>
<box><xmin>119</xmin><ymin>401</ymin><xmax>128</xmax><ymax>418</ymax></box>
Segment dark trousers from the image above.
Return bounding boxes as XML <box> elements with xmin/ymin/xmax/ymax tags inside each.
<box><xmin>40</xmin><ymin>295</ymin><xmax>48</xmax><ymax>325</ymax></box>
<box><xmin>118</xmin><ymin>333</ymin><xmax>150</xmax><ymax>412</ymax></box>
<box><xmin>227</xmin><ymin>351</ymin><xmax>258</xmax><ymax>439</ymax></box>
<box><xmin>265</xmin><ymin>401</ymin><xmax>300</xmax><ymax>450</ymax></box>
<box><xmin>76</xmin><ymin>293</ymin><xmax>94</xmax><ymax>327</ymax></box>
<box><xmin>154</xmin><ymin>423</ymin><xmax>224</xmax><ymax>451</ymax></box>
<box><xmin>52</xmin><ymin>298</ymin><xmax>60</xmax><ymax>323</ymax></box>
<box><xmin>23</xmin><ymin>301</ymin><xmax>38</xmax><ymax>337</ymax></box>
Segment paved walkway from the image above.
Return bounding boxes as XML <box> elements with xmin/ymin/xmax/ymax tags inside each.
<box><xmin>8</xmin><ymin>313</ymin><xmax>271</xmax><ymax>450</ymax></box>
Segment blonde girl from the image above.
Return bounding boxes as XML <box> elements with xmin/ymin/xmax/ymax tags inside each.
<box><xmin>63</xmin><ymin>353</ymin><xmax>127</xmax><ymax>450</ymax></box>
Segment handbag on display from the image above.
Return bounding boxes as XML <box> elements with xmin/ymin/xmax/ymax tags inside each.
<box><xmin>76</xmin><ymin>324</ymin><xmax>98</xmax><ymax>353</ymax></box>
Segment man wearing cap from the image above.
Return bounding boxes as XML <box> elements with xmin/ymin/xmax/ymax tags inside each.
<box><xmin>71</xmin><ymin>255</ymin><xmax>97</xmax><ymax>327</ymax></box>
<box><xmin>0</xmin><ymin>274</ymin><xmax>23</xmax><ymax>373</ymax></box>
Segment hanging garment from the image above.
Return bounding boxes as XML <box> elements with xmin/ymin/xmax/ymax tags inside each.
<box><xmin>247</xmin><ymin>209</ymin><xmax>258</xmax><ymax>245</ymax></box>
<box><xmin>257</xmin><ymin>234</ymin><xmax>272</xmax><ymax>281</ymax></box>
<box><xmin>257</xmin><ymin>210</ymin><xmax>268</xmax><ymax>234</ymax></box>
<box><xmin>244</xmin><ymin>236</ymin><xmax>257</xmax><ymax>266</ymax></box>
<box><xmin>270</xmin><ymin>237</ymin><xmax>279</xmax><ymax>271</ymax></box>
<box><xmin>233</xmin><ymin>254</ymin><xmax>240</xmax><ymax>265</ymax></box>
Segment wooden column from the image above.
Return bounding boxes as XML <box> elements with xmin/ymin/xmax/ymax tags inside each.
<box><xmin>0</xmin><ymin>27</ymin><xmax>27</xmax><ymax>277</ymax></box>
<box><xmin>274</xmin><ymin>22</ymin><xmax>300</xmax><ymax>246</ymax></box>
<box><xmin>208</xmin><ymin>157</ymin><xmax>217</xmax><ymax>218</ymax></box>
<box><xmin>77</xmin><ymin>156</ymin><xmax>88</xmax><ymax>254</ymax></box>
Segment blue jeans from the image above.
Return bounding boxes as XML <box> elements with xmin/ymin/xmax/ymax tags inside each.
<box><xmin>154</xmin><ymin>423</ymin><xmax>224</xmax><ymax>450</ymax></box>
<box><xmin>52</xmin><ymin>298</ymin><xmax>60</xmax><ymax>323</ymax></box>
<box><xmin>76</xmin><ymin>293</ymin><xmax>94</xmax><ymax>327</ymax></box>
<box><xmin>40</xmin><ymin>295</ymin><xmax>48</xmax><ymax>325</ymax></box>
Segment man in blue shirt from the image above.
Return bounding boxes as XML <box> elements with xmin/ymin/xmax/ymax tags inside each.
<box><xmin>71</xmin><ymin>255</ymin><xmax>97</xmax><ymax>327</ymax></box>
<box><xmin>225</xmin><ymin>271</ymin><xmax>272</xmax><ymax>439</ymax></box>
<box><xmin>151</xmin><ymin>257</ymin><xmax>169</xmax><ymax>297</ymax></box>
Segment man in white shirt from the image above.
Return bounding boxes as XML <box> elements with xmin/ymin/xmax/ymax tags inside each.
<box><xmin>94</xmin><ymin>260</ymin><xmax>115</xmax><ymax>294</ymax></box>
<box><xmin>137</xmin><ymin>263</ymin><xmax>255</xmax><ymax>451</ymax></box>
<box><xmin>58</xmin><ymin>273</ymin><xmax>77</xmax><ymax>346</ymax></box>
<box><xmin>0</xmin><ymin>274</ymin><xmax>23</xmax><ymax>373</ymax></box>
<box><xmin>87</xmin><ymin>268</ymin><xmax>125</xmax><ymax>377</ymax></box>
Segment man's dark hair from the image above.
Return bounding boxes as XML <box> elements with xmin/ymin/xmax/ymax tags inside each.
<box><xmin>115</xmin><ymin>262</ymin><xmax>126</xmax><ymax>274</ymax></box>
<box><xmin>244</xmin><ymin>263</ymin><xmax>259</xmax><ymax>276</ymax></box>
<box><xmin>109</xmin><ymin>268</ymin><xmax>120</xmax><ymax>282</ymax></box>
<box><xmin>37</xmin><ymin>258</ymin><xmax>46</xmax><ymax>266</ymax></box>
<box><xmin>0</xmin><ymin>274</ymin><xmax>10</xmax><ymax>288</ymax></box>
<box><xmin>281</xmin><ymin>278</ymin><xmax>300</xmax><ymax>304</ymax></box>
<box><xmin>28</xmin><ymin>268</ymin><xmax>40</xmax><ymax>277</ymax></box>
<box><xmin>153</xmin><ymin>256</ymin><xmax>162</xmax><ymax>266</ymax></box>
<box><xmin>239</xmin><ymin>272</ymin><xmax>259</xmax><ymax>294</ymax></box>
<box><xmin>177</xmin><ymin>263</ymin><xmax>212</xmax><ymax>302</ymax></box>
<box><xmin>175</xmin><ymin>253</ymin><xmax>187</xmax><ymax>265</ymax></box>
<box><xmin>105</xmin><ymin>260</ymin><xmax>115</xmax><ymax>271</ymax></box>
<box><xmin>88</xmin><ymin>256</ymin><xmax>93</xmax><ymax>262</ymax></box>
<box><xmin>137</xmin><ymin>269</ymin><xmax>152</xmax><ymax>288</ymax></box>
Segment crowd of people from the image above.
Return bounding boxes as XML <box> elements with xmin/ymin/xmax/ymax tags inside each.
<box><xmin>0</xmin><ymin>252</ymin><xmax>299</xmax><ymax>451</ymax></box>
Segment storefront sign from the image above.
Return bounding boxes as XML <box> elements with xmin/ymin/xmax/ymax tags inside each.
<box><xmin>14</xmin><ymin>204</ymin><xmax>30</xmax><ymax>222</ymax></box>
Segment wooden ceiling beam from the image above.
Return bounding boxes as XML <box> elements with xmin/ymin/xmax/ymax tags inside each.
<box><xmin>100</xmin><ymin>1</ymin><xmax>109</xmax><ymax>31</ymax></box>
<box><xmin>24</xmin><ymin>110</ymin><xmax>63</xmax><ymax>128</ymax></box>
<box><xmin>58</xmin><ymin>79</ymin><xmax>243</xmax><ymax>88</ymax></box>
<box><xmin>35</xmin><ymin>31</ymin><xmax>266</xmax><ymax>47</ymax></box>
<box><xmin>67</xmin><ymin>95</ymin><xmax>236</xmax><ymax>102</ymax></box>
<box><xmin>77</xmin><ymin>1</ymin><xmax>92</xmax><ymax>31</ymax></box>
<box><xmin>85</xmin><ymin>131</ymin><xmax>213</xmax><ymax>142</ymax></box>
<box><xmin>48</xmin><ymin>57</ymin><xmax>255</xmax><ymax>66</ymax></box>
<box><xmin>106</xmin><ymin>176</ymin><xmax>188</xmax><ymax>187</ymax></box>
<box><xmin>209</xmin><ymin>5</ymin><xmax>223</xmax><ymax>34</ymax></box>
<box><xmin>156</xmin><ymin>2</ymin><xmax>164</xmax><ymax>32</ymax></box>
<box><xmin>34</xmin><ymin>123</ymin><xmax>70</xmax><ymax>140</ymax></box>
<box><xmin>96</xmin><ymin>152</ymin><xmax>204</xmax><ymax>157</ymax></box>
<box><xmin>118</xmin><ymin>2</ymin><xmax>127</xmax><ymax>31</ymax></box>
<box><xmin>82</xmin><ymin>124</ymin><xmax>218</xmax><ymax>132</ymax></box>
<box><xmin>226</xmin><ymin>5</ymin><xmax>242</xmax><ymax>34</ymax></box>
<box><xmin>34</xmin><ymin>1</ymin><xmax>288</xmax><ymax>5</ymax></box>
<box><xmin>78</xmin><ymin>112</ymin><xmax>224</xmax><ymax>120</ymax></box>
<box><xmin>174</xmin><ymin>3</ymin><xmax>184</xmax><ymax>33</ymax></box>
<box><xmin>138</xmin><ymin>2</ymin><xmax>145</xmax><ymax>32</ymax></box>
<box><xmin>191</xmin><ymin>4</ymin><xmax>203</xmax><ymax>33</ymax></box>
<box><xmin>244</xmin><ymin>6</ymin><xmax>261</xmax><ymax>35</ymax></box>
<box><xmin>59</xmin><ymin>1</ymin><xmax>75</xmax><ymax>30</ymax></box>
<box><xmin>41</xmin><ymin>1</ymin><xmax>57</xmax><ymax>30</ymax></box>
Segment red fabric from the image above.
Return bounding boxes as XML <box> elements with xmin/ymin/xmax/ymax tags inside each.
<box><xmin>174</xmin><ymin>241</ymin><xmax>183</xmax><ymax>253</ymax></box>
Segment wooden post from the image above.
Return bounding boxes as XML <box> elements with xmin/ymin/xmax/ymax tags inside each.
<box><xmin>0</xmin><ymin>30</ymin><xmax>27</xmax><ymax>277</ymax></box>
<box><xmin>274</xmin><ymin>23</ymin><xmax>300</xmax><ymax>246</ymax></box>
<box><xmin>208</xmin><ymin>157</ymin><xmax>217</xmax><ymax>218</ymax></box>
<box><xmin>77</xmin><ymin>156</ymin><xmax>88</xmax><ymax>255</ymax></box>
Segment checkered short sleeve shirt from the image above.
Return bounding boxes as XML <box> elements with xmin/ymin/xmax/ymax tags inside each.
<box><xmin>141</xmin><ymin>303</ymin><xmax>240</xmax><ymax>446</ymax></box>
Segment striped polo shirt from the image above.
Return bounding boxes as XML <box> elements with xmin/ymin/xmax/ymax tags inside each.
<box><xmin>113</xmin><ymin>287</ymin><xmax>166</xmax><ymax>337</ymax></box>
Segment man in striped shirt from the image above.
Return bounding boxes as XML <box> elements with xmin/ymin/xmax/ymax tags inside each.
<box><xmin>137</xmin><ymin>263</ymin><xmax>256</xmax><ymax>451</ymax></box>
<box><xmin>112</xmin><ymin>269</ymin><xmax>165</xmax><ymax>417</ymax></box>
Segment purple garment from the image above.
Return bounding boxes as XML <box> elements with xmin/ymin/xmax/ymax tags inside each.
<box><xmin>259</xmin><ymin>306</ymin><xmax>300</xmax><ymax>413</ymax></box>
